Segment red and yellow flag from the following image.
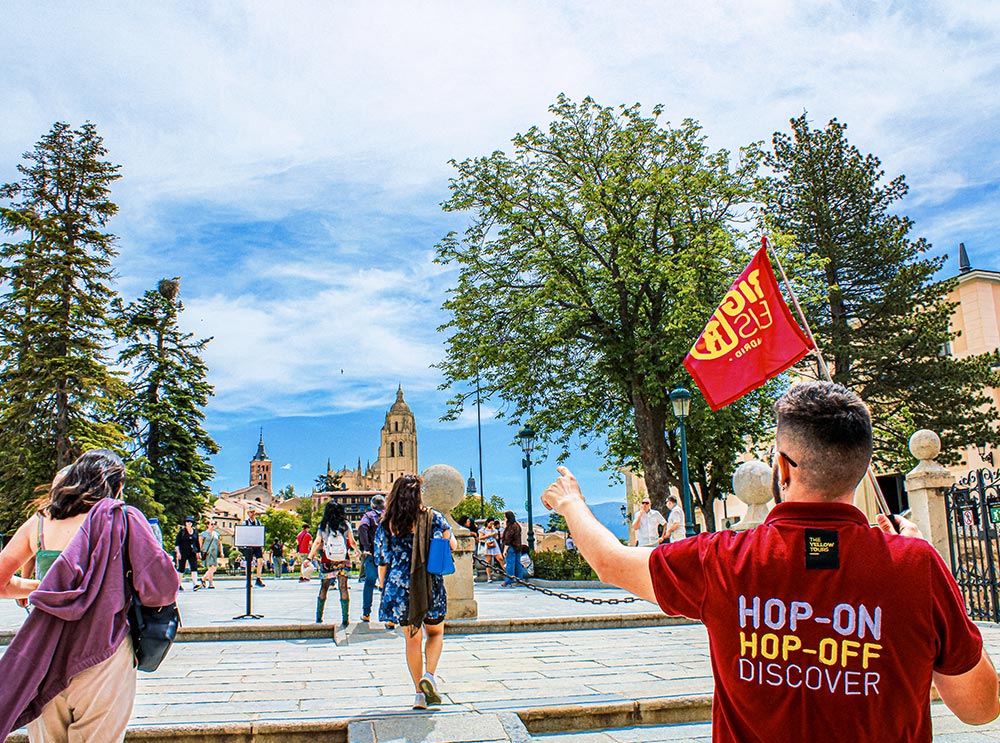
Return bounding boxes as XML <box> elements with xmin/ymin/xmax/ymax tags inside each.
<box><xmin>683</xmin><ymin>246</ymin><xmax>813</xmax><ymax>410</ymax></box>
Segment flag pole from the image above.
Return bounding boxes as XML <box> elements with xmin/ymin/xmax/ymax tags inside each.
<box><xmin>761</xmin><ymin>236</ymin><xmax>894</xmax><ymax>520</ymax></box>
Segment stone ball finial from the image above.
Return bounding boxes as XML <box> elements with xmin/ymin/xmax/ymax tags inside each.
<box><xmin>731</xmin><ymin>460</ymin><xmax>773</xmax><ymax>531</ymax></box>
<box><xmin>421</xmin><ymin>464</ymin><xmax>465</xmax><ymax>526</ymax></box>
<box><xmin>733</xmin><ymin>460</ymin><xmax>772</xmax><ymax>506</ymax></box>
<box><xmin>909</xmin><ymin>430</ymin><xmax>941</xmax><ymax>462</ymax></box>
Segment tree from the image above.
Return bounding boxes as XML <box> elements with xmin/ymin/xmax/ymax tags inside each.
<box><xmin>546</xmin><ymin>513</ymin><xmax>568</xmax><ymax>532</ymax></box>
<box><xmin>260</xmin><ymin>508</ymin><xmax>301</xmax><ymax>550</ymax></box>
<box><xmin>275</xmin><ymin>484</ymin><xmax>295</xmax><ymax>500</ymax></box>
<box><xmin>117</xmin><ymin>278</ymin><xmax>218</xmax><ymax>526</ymax></box>
<box><xmin>295</xmin><ymin>498</ymin><xmax>314</xmax><ymax>529</ymax></box>
<box><xmin>314</xmin><ymin>471</ymin><xmax>343</xmax><ymax>493</ymax></box>
<box><xmin>436</xmin><ymin>95</ymin><xmax>772</xmax><ymax>530</ymax></box>
<box><xmin>759</xmin><ymin>115</ymin><xmax>999</xmax><ymax>470</ymax></box>
<box><xmin>0</xmin><ymin>122</ymin><xmax>128</xmax><ymax>532</ymax></box>
<box><xmin>451</xmin><ymin>494</ymin><xmax>505</xmax><ymax>524</ymax></box>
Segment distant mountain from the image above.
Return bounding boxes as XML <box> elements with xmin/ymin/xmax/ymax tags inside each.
<box><xmin>514</xmin><ymin>499</ymin><xmax>628</xmax><ymax>541</ymax></box>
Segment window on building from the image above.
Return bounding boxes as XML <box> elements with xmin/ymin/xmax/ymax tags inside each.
<box><xmin>390</xmin><ymin>442</ymin><xmax>395</xmax><ymax>457</ymax></box>
<box><xmin>399</xmin><ymin>443</ymin><xmax>404</xmax><ymax>457</ymax></box>
<box><xmin>394</xmin><ymin>421</ymin><xmax>399</xmax><ymax>432</ymax></box>
<box><xmin>389</xmin><ymin>473</ymin><xmax>394</xmax><ymax>483</ymax></box>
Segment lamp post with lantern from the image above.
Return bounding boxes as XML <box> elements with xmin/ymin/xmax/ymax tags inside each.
<box><xmin>517</xmin><ymin>426</ymin><xmax>536</xmax><ymax>551</ymax></box>
<box><xmin>669</xmin><ymin>387</ymin><xmax>697</xmax><ymax>537</ymax></box>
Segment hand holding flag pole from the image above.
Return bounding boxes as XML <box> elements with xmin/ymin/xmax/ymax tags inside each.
<box><xmin>682</xmin><ymin>236</ymin><xmax>896</xmax><ymax>527</ymax></box>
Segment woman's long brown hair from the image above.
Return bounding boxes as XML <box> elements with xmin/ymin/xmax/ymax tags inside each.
<box><xmin>46</xmin><ymin>449</ymin><xmax>126</xmax><ymax>520</ymax></box>
<box><xmin>382</xmin><ymin>474</ymin><xmax>423</xmax><ymax>536</ymax></box>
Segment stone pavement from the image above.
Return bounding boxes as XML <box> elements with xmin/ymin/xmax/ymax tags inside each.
<box><xmin>3</xmin><ymin>577</ymin><xmax>1000</xmax><ymax>741</ymax></box>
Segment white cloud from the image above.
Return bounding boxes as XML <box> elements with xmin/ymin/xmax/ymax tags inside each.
<box><xmin>281</xmin><ymin>463</ymin><xmax>292</xmax><ymax>470</ymax></box>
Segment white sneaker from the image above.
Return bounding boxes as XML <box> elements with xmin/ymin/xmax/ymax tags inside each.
<box><xmin>412</xmin><ymin>692</ymin><xmax>427</xmax><ymax>710</ymax></box>
<box><xmin>419</xmin><ymin>672</ymin><xmax>441</xmax><ymax>705</ymax></box>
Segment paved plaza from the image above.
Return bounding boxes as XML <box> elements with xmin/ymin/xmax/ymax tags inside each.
<box><xmin>3</xmin><ymin>576</ymin><xmax>1000</xmax><ymax>741</ymax></box>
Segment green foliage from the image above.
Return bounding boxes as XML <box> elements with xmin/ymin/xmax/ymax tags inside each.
<box><xmin>546</xmin><ymin>513</ymin><xmax>568</xmax><ymax>532</ymax></box>
<box><xmin>275</xmin><ymin>484</ymin><xmax>295</xmax><ymax>500</ymax></box>
<box><xmin>0</xmin><ymin>122</ymin><xmax>129</xmax><ymax>533</ymax></box>
<box><xmin>436</xmin><ymin>95</ymin><xmax>774</xmax><ymax>530</ymax></box>
<box><xmin>295</xmin><ymin>497</ymin><xmax>315</xmax><ymax>529</ymax></box>
<box><xmin>260</xmin><ymin>508</ymin><xmax>301</xmax><ymax>549</ymax></box>
<box><xmin>531</xmin><ymin>548</ymin><xmax>599</xmax><ymax>581</ymax></box>
<box><xmin>117</xmin><ymin>280</ymin><xmax>218</xmax><ymax>527</ymax></box>
<box><xmin>451</xmin><ymin>494</ymin><xmax>505</xmax><ymax>523</ymax></box>
<box><xmin>758</xmin><ymin>115</ymin><xmax>1000</xmax><ymax>470</ymax></box>
<box><xmin>314</xmin><ymin>471</ymin><xmax>343</xmax><ymax>492</ymax></box>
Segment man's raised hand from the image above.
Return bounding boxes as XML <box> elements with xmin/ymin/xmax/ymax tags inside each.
<box><xmin>541</xmin><ymin>466</ymin><xmax>585</xmax><ymax>514</ymax></box>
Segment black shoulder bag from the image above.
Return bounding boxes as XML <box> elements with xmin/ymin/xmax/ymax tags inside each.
<box><xmin>122</xmin><ymin>506</ymin><xmax>181</xmax><ymax>672</ymax></box>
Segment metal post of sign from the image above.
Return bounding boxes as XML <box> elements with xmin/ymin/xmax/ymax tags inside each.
<box><xmin>233</xmin><ymin>524</ymin><xmax>264</xmax><ymax>620</ymax></box>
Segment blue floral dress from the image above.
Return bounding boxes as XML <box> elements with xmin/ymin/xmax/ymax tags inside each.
<box><xmin>375</xmin><ymin>509</ymin><xmax>449</xmax><ymax>626</ymax></box>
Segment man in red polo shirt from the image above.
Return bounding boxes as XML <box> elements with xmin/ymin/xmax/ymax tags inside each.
<box><xmin>542</xmin><ymin>381</ymin><xmax>998</xmax><ymax>741</ymax></box>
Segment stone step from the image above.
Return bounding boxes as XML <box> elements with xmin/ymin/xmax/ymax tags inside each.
<box><xmin>349</xmin><ymin>712</ymin><xmax>532</xmax><ymax>743</ymax></box>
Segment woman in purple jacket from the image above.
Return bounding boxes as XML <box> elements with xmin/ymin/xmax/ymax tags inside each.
<box><xmin>0</xmin><ymin>449</ymin><xmax>179</xmax><ymax>742</ymax></box>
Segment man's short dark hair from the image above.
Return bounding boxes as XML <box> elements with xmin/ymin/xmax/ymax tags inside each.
<box><xmin>666</xmin><ymin>495</ymin><xmax>678</xmax><ymax>505</ymax></box>
<box><xmin>774</xmin><ymin>381</ymin><xmax>873</xmax><ymax>499</ymax></box>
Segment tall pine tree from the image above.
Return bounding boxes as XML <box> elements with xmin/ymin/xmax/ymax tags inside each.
<box><xmin>0</xmin><ymin>122</ymin><xmax>128</xmax><ymax>533</ymax></box>
<box><xmin>760</xmin><ymin>115</ymin><xmax>999</xmax><ymax>470</ymax></box>
<box><xmin>118</xmin><ymin>277</ymin><xmax>218</xmax><ymax>530</ymax></box>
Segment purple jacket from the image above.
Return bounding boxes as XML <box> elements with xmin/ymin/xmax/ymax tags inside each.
<box><xmin>0</xmin><ymin>498</ymin><xmax>179</xmax><ymax>739</ymax></box>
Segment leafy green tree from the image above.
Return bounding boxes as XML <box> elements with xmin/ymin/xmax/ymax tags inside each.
<box><xmin>0</xmin><ymin>122</ymin><xmax>128</xmax><ymax>532</ymax></box>
<box><xmin>436</xmin><ymin>95</ymin><xmax>772</xmax><ymax>530</ymax></box>
<box><xmin>260</xmin><ymin>508</ymin><xmax>301</xmax><ymax>550</ymax></box>
<box><xmin>546</xmin><ymin>513</ymin><xmax>568</xmax><ymax>532</ymax></box>
<box><xmin>451</xmin><ymin>494</ymin><xmax>505</xmax><ymax>524</ymax></box>
<box><xmin>117</xmin><ymin>278</ymin><xmax>218</xmax><ymax>526</ymax></box>
<box><xmin>314</xmin><ymin>471</ymin><xmax>343</xmax><ymax>492</ymax></box>
<box><xmin>759</xmin><ymin>115</ymin><xmax>999</xmax><ymax>469</ymax></box>
<box><xmin>295</xmin><ymin>498</ymin><xmax>315</xmax><ymax>529</ymax></box>
<box><xmin>275</xmin><ymin>484</ymin><xmax>296</xmax><ymax>500</ymax></box>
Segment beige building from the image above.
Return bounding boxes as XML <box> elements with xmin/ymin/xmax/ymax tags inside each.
<box><xmin>943</xmin><ymin>242</ymin><xmax>1000</xmax><ymax>472</ymax></box>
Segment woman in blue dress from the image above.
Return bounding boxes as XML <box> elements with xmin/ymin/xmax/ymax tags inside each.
<box><xmin>375</xmin><ymin>474</ymin><xmax>456</xmax><ymax>710</ymax></box>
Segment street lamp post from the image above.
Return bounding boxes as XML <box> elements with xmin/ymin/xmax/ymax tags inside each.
<box><xmin>517</xmin><ymin>426</ymin><xmax>536</xmax><ymax>551</ymax></box>
<box><xmin>475</xmin><ymin>357</ymin><xmax>485</xmax><ymax>521</ymax></box>
<box><xmin>669</xmin><ymin>387</ymin><xmax>697</xmax><ymax>537</ymax></box>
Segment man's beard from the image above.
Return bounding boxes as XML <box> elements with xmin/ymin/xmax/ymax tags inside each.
<box><xmin>772</xmin><ymin>465</ymin><xmax>782</xmax><ymax>504</ymax></box>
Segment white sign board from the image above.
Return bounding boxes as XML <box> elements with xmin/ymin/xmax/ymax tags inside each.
<box><xmin>235</xmin><ymin>524</ymin><xmax>265</xmax><ymax>548</ymax></box>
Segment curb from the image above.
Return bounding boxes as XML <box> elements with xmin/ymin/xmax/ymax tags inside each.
<box><xmin>5</xmin><ymin>696</ymin><xmax>715</xmax><ymax>743</ymax></box>
<box><xmin>1</xmin><ymin>613</ymin><xmax>694</xmax><ymax>647</ymax></box>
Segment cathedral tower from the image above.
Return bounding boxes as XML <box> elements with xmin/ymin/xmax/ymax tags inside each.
<box><xmin>379</xmin><ymin>386</ymin><xmax>418</xmax><ymax>486</ymax></box>
<box><xmin>250</xmin><ymin>430</ymin><xmax>272</xmax><ymax>493</ymax></box>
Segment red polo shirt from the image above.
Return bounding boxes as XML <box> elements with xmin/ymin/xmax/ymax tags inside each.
<box><xmin>649</xmin><ymin>501</ymin><xmax>982</xmax><ymax>742</ymax></box>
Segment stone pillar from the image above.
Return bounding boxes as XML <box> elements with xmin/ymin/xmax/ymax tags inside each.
<box><xmin>731</xmin><ymin>460</ymin><xmax>773</xmax><ymax>531</ymax></box>
<box><xmin>905</xmin><ymin>430</ymin><xmax>955</xmax><ymax>563</ymax></box>
<box><xmin>421</xmin><ymin>464</ymin><xmax>478</xmax><ymax>619</ymax></box>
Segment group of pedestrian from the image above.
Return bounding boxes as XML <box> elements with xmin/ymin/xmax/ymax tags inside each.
<box><xmin>173</xmin><ymin>515</ymin><xmax>222</xmax><ymax>590</ymax></box>
<box><xmin>454</xmin><ymin>511</ymin><xmax>529</xmax><ymax>586</ymax></box>
<box><xmin>631</xmin><ymin>493</ymin><xmax>685</xmax><ymax>547</ymax></box>
<box><xmin>2</xmin><ymin>380</ymin><xmax>998</xmax><ymax>736</ymax></box>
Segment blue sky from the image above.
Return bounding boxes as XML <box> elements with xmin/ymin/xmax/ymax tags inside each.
<box><xmin>2</xmin><ymin>1</ymin><xmax>999</xmax><ymax>517</ymax></box>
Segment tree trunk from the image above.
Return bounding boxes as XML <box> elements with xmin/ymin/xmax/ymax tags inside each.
<box><xmin>631</xmin><ymin>387</ymin><xmax>672</xmax><ymax>513</ymax></box>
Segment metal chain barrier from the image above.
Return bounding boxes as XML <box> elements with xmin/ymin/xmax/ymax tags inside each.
<box><xmin>472</xmin><ymin>553</ymin><xmax>640</xmax><ymax>605</ymax></box>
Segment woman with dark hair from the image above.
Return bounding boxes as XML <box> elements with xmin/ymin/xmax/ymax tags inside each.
<box><xmin>500</xmin><ymin>510</ymin><xmax>525</xmax><ymax>587</ymax></box>
<box><xmin>479</xmin><ymin>517</ymin><xmax>503</xmax><ymax>582</ymax></box>
<box><xmin>307</xmin><ymin>500</ymin><xmax>356</xmax><ymax>627</ymax></box>
<box><xmin>0</xmin><ymin>449</ymin><xmax>178</xmax><ymax>742</ymax></box>
<box><xmin>375</xmin><ymin>474</ymin><xmax>456</xmax><ymax>710</ymax></box>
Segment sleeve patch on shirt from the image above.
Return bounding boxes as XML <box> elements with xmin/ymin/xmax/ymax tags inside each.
<box><xmin>805</xmin><ymin>529</ymin><xmax>839</xmax><ymax>570</ymax></box>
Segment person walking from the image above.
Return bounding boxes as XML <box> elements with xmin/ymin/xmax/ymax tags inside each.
<box><xmin>0</xmin><ymin>449</ymin><xmax>179</xmax><ymax>743</ymax></box>
<box><xmin>479</xmin><ymin>517</ymin><xmax>503</xmax><ymax>582</ymax></box>
<box><xmin>199</xmin><ymin>520</ymin><xmax>221</xmax><ymax>588</ymax></box>
<box><xmin>175</xmin><ymin>516</ymin><xmax>202</xmax><ymax>591</ymax></box>
<box><xmin>308</xmin><ymin>501</ymin><xmax>356</xmax><ymax>627</ymax></box>
<box><xmin>500</xmin><ymin>510</ymin><xmax>524</xmax><ymax>587</ymax></box>
<box><xmin>357</xmin><ymin>494</ymin><xmax>386</xmax><ymax>622</ymax></box>
<box><xmin>375</xmin><ymin>474</ymin><xmax>456</xmax><ymax>710</ymax></box>
<box><xmin>541</xmin><ymin>381</ymin><xmax>999</xmax><ymax>741</ymax></box>
<box><xmin>296</xmin><ymin>523</ymin><xmax>313</xmax><ymax>582</ymax></box>
<box><xmin>660</xmin><ymin>495</ymin><xmax>686</xmax><ymax>543</ymax></box>
<box><xmin>270</xmin><ymin>538</ymin><xmax>284</xmax><ymax>580</ymax></box>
